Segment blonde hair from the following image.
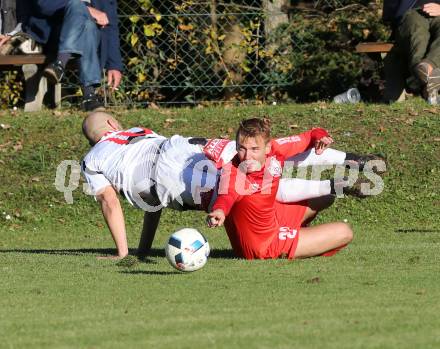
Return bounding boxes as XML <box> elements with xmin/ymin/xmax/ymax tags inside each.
<box><xmin>236</xmin><ymin>117</ymin><xmax>271</xmax><ymax>143</ymax></box>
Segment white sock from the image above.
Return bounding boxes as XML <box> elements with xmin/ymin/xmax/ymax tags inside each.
<box><xmin>285</xmin><ymin>148</ymin><xmax>346</xmax><ymax>167</ymax></box>
<box><xmin>276</xmin><ymin>178</ymin><xmax>331</xmax><ymax>202</ymax></box>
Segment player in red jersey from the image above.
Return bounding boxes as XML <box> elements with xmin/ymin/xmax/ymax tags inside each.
<box><xmin>207</xmin><ymin>118</ymin><xmax>353</xmax><ymax>259</ymax></box>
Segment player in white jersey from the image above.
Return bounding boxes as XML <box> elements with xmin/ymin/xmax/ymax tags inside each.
<box><xmin>81</xmin><ymin>112</ymin><xmax>385</xmax><ymax>259</ymax></box>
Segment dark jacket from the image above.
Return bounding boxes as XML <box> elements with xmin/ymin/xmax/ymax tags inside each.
<box><xmin>383</xmin><ymin>0</ymin><xmax>417</xmax><ymax>24</ymax></box>
<box><xmin>22</xmin><ymin>0</ymin><xmax>123</xmax><ymax>71</ymax></box>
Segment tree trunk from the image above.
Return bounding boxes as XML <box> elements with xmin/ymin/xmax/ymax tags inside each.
<box><xmin>263</xmin><ymin>0</ymin><xmax>288</xmax><ymax>36</ymax></box>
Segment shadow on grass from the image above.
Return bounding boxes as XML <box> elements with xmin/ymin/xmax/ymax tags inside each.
<box><xmin>0</xmin><ymin>248</ymin><xmax>237</xmax><ymax>259</ymax></box>
<box><xmin>148</xmin><ymin>248</ymin><xmax>236</xmax><ymax>259</ymax></box>
<box><xmin>119</xmin><ymin>270</ymin><xmax>181</xmax><ymax>276</ymax></box>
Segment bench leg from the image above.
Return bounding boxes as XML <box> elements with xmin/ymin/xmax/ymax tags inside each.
<box><xmin>54</xmin><ymin>83</ymin><xmax>61</xmax><ymax>108</ymax></box>
<box><xmin>22</xmin><ymin>64</ymin><xmax>47</xmax><ymax>112</ymax></box>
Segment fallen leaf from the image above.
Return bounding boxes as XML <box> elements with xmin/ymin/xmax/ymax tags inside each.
<box><xmin>434</xmin><ymin>138</ymin><xmax>440</xmax><ymax>142</ymax></box>
<box><xmin>0</xmin><ymin>123</ymin><xmax>11</xmax><ymax>129</ymax></box>
<box><xmin>31</xmin><ymin>177</ymin><xmax>40</xmax><ymax>182</ymax></box>
<box><xmin>423</xmin><ymin>108</ymin><xmax>437</xmax><ymax>114</ymax></box>
<box><xmin>408</xmin><ymin>110</ymin><xmax>418</xmax><ymax>116</ymax></box>
<box><xmin>13</xmin><ymin>141</ymin><xmax>23</xmax><ymax>151</ymax></box>
<box><xmin>289</xmin><ymin>124</ymin><xmax>299</xmax><ymax>129</ymax></box>
<box><xmin>0</xmin><ymin>141</ymin><xmax>12</xmax><ymax>149</ymax></box>
<box><xmin>307</xmin><ymin>277</ymin><xmax>321</xmax><ymax>284</ymax></box>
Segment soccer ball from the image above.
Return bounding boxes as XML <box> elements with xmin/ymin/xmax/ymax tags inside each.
<box><xmin>165</xmin><ymin>228</ymin><xmax>210</xmax><ymax>272</ymax></box>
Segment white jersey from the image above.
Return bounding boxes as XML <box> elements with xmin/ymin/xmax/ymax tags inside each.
<box><xmin>81</xmin><ymin>127</ymin><xmax>166</xmax><ymax>209</ymax></box>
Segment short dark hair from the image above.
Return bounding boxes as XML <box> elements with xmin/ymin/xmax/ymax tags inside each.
<box><xmin>236</xmin><ymin>117</ymin><xmax>271</xmax><ymax>143</ymax></box>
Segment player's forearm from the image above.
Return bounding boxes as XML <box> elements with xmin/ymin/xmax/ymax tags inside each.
<box><xmin>100</xmin><ymin>200</ymin><xmax>128</xmax><ymax>257</ymax></box>
<box><xmin>212</xmin><ymin>196</ymin><xmax>234</xmax><ymax>216</ymax></box>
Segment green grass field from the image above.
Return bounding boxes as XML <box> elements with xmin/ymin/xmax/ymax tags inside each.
<box><xmin>0</xmin><ymin>100</ymin><xmax>439</xmax><ymax>348</ymax></box>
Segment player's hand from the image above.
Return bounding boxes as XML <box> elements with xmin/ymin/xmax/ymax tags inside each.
<box><xmin>207</xmin><ymin>209</ymin><xmax>225</xmax><ymax>227</ymax></box>
<box><xmin>314</xmin><ymin>136</ymin><xmax>333</xmax><ymax>155</ymax></box>
<box><xmin>107</xmin><ymin>69</ymin><xmax>122</xmax><ymax>91</ymax></box>
<box><xmin>422</xmin><ymin>3</ymin><xmax>440</xmax><ymax>16</ymax></box>
<box><xmin>88</xmin><ymin>7</ymin><xmax>110</xmax><ymax>26</ymax></box>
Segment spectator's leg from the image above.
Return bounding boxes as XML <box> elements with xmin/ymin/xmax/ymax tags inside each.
<box><xmin>425</xmin><ymin>17</ymin><xmax>440</xmax><ymax>69</ymax></box>
<box><xmin>396</xmin><ymin>9</ymin><xmax>430</xmax><ymax>72</ymax></box>
<box><xmin>383</xmin><ymin>45</ymin><xmax>407</xmax><ymax>102</ymax></box>
<box><xmin>58</xmin><ymin>0</ymin><xmax>101</xmax><ymax>87</ymax></box>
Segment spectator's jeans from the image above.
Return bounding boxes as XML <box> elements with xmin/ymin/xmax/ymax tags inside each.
<box><xmin>58</xmin><ymin>0</ymin><xmax>101</xmax><ymax>87</ymax></box>
<box><xmin>396</xmin><ymin>9</ymin><xmax>440</xmax><ymax>71</ymax></box>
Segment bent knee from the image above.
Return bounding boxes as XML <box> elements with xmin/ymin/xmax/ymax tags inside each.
<box><xmin>339</xmin><ymin>222</ymin><xmax>353</xmax><ymax>244</ymax></box>
<box><xmin>333</xmin><ymin>222</ymin><xmax>353</xmax><ymax>244</ymax></box>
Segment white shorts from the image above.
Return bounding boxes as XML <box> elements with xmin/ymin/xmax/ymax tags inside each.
<box><xmin>154</xmin><ymin>136</ymin><xmax>219</xmax><ymax>210</ymax></box>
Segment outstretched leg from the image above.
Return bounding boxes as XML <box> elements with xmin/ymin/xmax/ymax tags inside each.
<box><xmin>294</xmin><ymin>222</ymin><xmax>353</xmax><ymax>258</ymax></box>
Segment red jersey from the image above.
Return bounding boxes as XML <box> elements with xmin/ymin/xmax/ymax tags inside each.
<box><xmin>212</xmin><ymin>128</ymin><xmax>328</xmax><ymax>259</ymax></box>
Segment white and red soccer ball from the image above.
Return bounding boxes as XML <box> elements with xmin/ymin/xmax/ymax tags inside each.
<box><xmin>165</xmin><ymin>228</ymin><xmax>210</xmax><ymax>272</ymax></box>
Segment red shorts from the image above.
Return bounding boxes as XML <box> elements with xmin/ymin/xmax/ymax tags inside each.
<box><xmin>264</xmin><ymin>201</ymin><xmax>308</xmax><ymax>259</ymax></box>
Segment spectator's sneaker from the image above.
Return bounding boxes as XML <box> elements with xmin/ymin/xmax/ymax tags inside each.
<box><xmin>415</xmin><ymin>62</ymin><xmax>440</xmax><ymax>86</ymax></box>
<box><xmin>414</xmin><ymin>62</ymin><xmax>432</xmax><ymax>83</ymax></box>
<box><xmin>345</xmin><ymin>154</ymin><xmax>387</xmax><ymax>175</ymax></box>
<box><xmin>424</xmin><ymin>86</ymin><xmax>439</xmax><ymax>105</ymax></box>
<box><xmin>82</xmin><ymin>92</ymin><xmax>105</xmax><ymax>112</ymax></box>
<box><xmin>43</xmin><ymin>61</ymin><xmax>65</xmax><ymax>85</ymax></box>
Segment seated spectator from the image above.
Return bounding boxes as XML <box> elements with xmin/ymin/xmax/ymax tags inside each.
<box><xmin>21</xmin><ymin>0</ymin><xmax>123</xmax><ymax>111</ymax></box>
<box><xmin>383</xmin><ymin>0</ymin><xmax>440</xmax><ymax>104</ymax></box>
<box><xmin>0</xmin><ymin>0</ymin><xmax>27</xmax><ymax>53</ymax></box>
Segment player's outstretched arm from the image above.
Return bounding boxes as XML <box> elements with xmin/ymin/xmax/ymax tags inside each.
<box><xmin>96</xmin><ymin>186</ymin><xmax>128</xmax><ymax>259</ymax></box>
<box><xmin>137</xmin><ymin>210</ymin><xmax>162</xmax><ymax>257</ymax></box>
<box><xmin>207</xmin><ymin>209</ymin><xmax>225</xmax><ymax>227</ymax></box>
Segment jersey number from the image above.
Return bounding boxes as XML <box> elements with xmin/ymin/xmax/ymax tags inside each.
<box><xmin>278</xmin><ymin>227</ymin><xmax>297</xmax><ymax>240</ymax></box>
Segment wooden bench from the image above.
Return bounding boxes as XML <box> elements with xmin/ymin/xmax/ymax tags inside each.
<box><xmin>0</xmin><ymin>54</ymin><xmax>61</xmax><ymax>112</ymax></box>
<box><xmin>355</xmin><ymin>42</ymin><xmax>394</xmax><ymax>54</ymax></box>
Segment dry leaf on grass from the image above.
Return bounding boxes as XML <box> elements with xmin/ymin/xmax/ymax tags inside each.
<box><xmin>13</xmin><ymin>141</ymin><xmax>23</xmax><ymax>151</ymax></box>
<box><xmin>423</xmin><ymin>108</ymin><xmax>437</xmax><ymax>114</ymax></box>
<box><xmin>0</xmin><ymin>141</ymin><xmax>12</xmax><ymax>150</ymax></box>
<box><xmin>149</xmin><ymin>102</ymin><xmax>160</xmax><ymax>110</ymax></box>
